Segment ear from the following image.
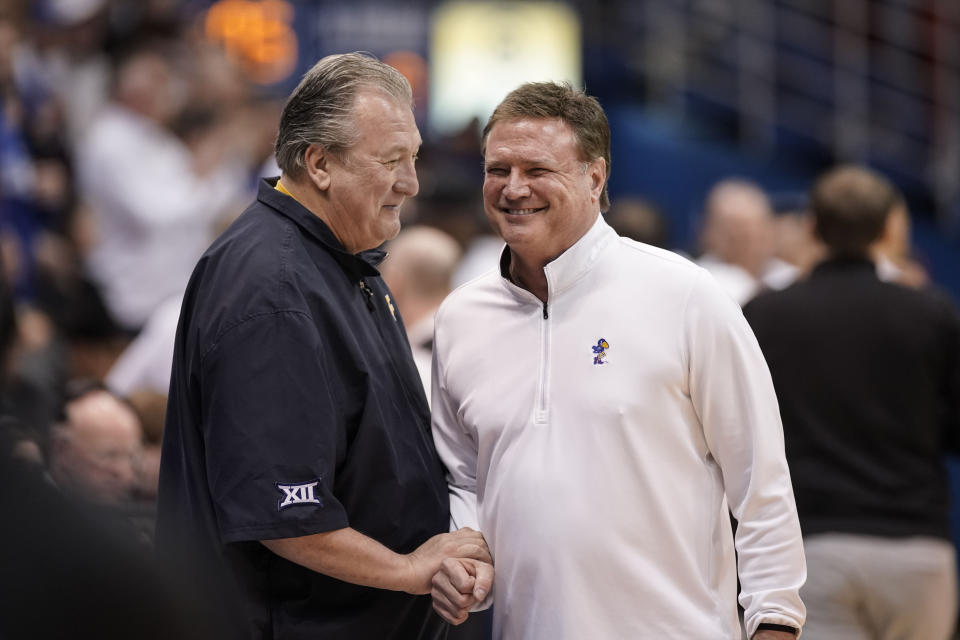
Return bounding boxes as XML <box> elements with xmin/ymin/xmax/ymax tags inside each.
<box><xmin>48</xmin><ymin>426</ymin><xmax>71</xmax><ymax>465</ymax></box>
<box><xmin>304</xmin><ymin>144</ymin><xmax>332</xmax><ymax>191</ymax></box>
<box><xmin>587</xmin><ymin>157</ymin><xmax>606</xmax><ymax>203</ymax></box>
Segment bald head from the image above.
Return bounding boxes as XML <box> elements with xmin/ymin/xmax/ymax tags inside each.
<box><xmin>50</xmin><ymin>390</ymin><xmax>143</xmax><ymax>504</ymax></box>
<box><xmin>701</xmin><ymin>179</ymin><xmax>775</xmax><ymax>276</ymax></box>
<box><xmin>381</xmin><ymin>226</ymin><xmax>462</xmax><ymax>326</ymax></box>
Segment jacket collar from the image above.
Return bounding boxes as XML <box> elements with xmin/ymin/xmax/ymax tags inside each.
<box><xmin>811</xmin><ymin>255</ymin><xmax>877</xmax><ymax>279</ymax></box>
<box><xmin>499</xmin><ymin>212</ymin><xmax>617</xmax><ymax>302</ymax></box>
<box><xmin>257</xmin><ymin>178</ymin><xmax>382</xmax><ymax>281</ymax></box>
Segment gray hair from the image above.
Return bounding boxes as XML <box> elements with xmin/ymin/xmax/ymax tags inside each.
<box><xmin>275</xmin><ymin>52</ymin><xmax>413</xmax><ymax>178</ymax></box>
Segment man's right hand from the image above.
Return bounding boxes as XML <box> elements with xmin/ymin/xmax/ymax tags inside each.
<box><xmin>402</xmin><ymin>527</ymin><xmax>490</xmax><ymax>594</ymax></box>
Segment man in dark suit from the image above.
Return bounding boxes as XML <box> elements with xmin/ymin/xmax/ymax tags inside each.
<box><xmin>744</xmin><ymin>165</ymin><xmax>960</xmax><ymax>640</ymax></box>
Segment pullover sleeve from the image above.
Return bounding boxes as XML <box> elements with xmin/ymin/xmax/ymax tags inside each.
<box><xmin>430</xmin><ymin>308</ymin><xmax>495</xmax><ymax>612</ymax></box>
<box><xmin>685</xmin><ymin>270</ymin><xmax>807</xmax><ymax>637</ymax></box>
<box><xmin>430</xmin><ymin>307</ymin><xmax>481</xmax><ymax>533</ymax></box>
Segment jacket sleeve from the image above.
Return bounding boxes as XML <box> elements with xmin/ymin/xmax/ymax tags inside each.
<box><xmin>685</xmin><ymin>269</ymin><xmax>807</xmax><ymax>637</ymax></box>
<box><xmin>200</xmin><ymin>310</ymin><xmax>350</xmax><ymax>543</ymax></box>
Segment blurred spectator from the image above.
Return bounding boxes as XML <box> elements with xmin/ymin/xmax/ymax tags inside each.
<box><xmin>769</xmin><ymin>189</ymin><xmax>930</xmax><ymax>289</ymax></box>
<box><xmin>25</xmin><ymin>0</ymin><xmax>112</xmax><ymax>146</ymax></box>
<box><xmin>103</xmin><ymin>290</ymin><xmax>179</xmax><ymax>503</ymax></box>
<box><xmin>0</xmin><ymin>414</ymin><xmax>43</xmax><ymax>467</ymax></box>
<box><xmin>697</xmin><ymin>178</ymin><xmax>799</xmax><ymax>305</ymax></box>
<box><xmin>744</xmin><ymin>165</ymin><xmax>960</xmax><ymax>640</ymax></box>
<box><xmin>106</xmin><ymin>292</ymin><xmax>180</xmax><ymax>396</ymax></box>
<box><xmin>126</xmin><ymin>388</ymin><xmax>166</xmax><ymax>501</ymax></box>
<box><xmin>872</xmin><ymin>197</ymin><xmax>930</xmax><ymax>289</ymax></box>
<box><xmin>48</xmin><ymin>380</ymin><xmax>143</xmax><ymax>506</ymax></box>
<box><xmin>452</xmin><ymin>232</ymin><xmax>503</xmax><ymax>288</ymax></box>
<box><xmin>380</xmin><ymin>226</ymin><xmax>461</xmax><ymax>403</ymax></box>
<box><xmin>605</xmin><ymin>195</ymin><xmax>670</xmax><ymax>248</ymax></box>
<box><xmin>75</xmin><ymin>40</ymin><xmax>248</xmax><ymax>331</ymax></box>
<box><xmin>0</xmin><ymin>11</ymin><xmax>45</xmax><ymax>302</ymax></box>
<box><xmin>1</xmin><ymin>296</ymin><xmax>67</xmax><ymax>434</ymax></box>
<box><xmin>0</xmin><ymin>450</ymin><xmax>237</xmax><ymax>640</ymax></box>
<box><xmin>769</xmin><ymin>191</ymin><xmax>823</xmax><ymax>276</ymax></box>
<box><xmin>57</xmin><ymin>273</ymin><xmax>127</xmax><ymax>379</ymax></box>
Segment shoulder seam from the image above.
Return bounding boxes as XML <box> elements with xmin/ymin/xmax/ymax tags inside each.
<box><xmin>617</xmin><ymin>238</ymin><xmax>693</xmax><ymax>267</ymax></box>
<box><xmin>200</xmin><ymin>308</ymin><xmax>313</xmax><ymax>362</ymax></box>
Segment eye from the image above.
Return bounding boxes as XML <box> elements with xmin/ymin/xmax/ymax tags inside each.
<box><xmin>485</xmin><ymin>166</ymin><xmax>508</xmax><ymax>176</ymax></box>
<box><xmin>528</xmin><ymin>167</ymin><xmax>549</xmax><ymax>176</ymax></box>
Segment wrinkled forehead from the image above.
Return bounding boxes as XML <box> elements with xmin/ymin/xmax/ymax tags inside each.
<box><xmin>483</xmin><ymin>117</ymin><xmax>581</xmax><ymax>163</ymax></box>
<box><xmin>347</xmin><ymin>90</ymin><xmax>422</xmax><ymax>153</ymax></box>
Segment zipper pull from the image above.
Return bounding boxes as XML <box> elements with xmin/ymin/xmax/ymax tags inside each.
<box><xmin>543</xmin><ymin>302</ymin><xmax>548</xmax><ymax>319</ymax></box>
<box><xmin>359</xmin><ymin>280</ymin><xmax>376</xmax><ymax>312</ymax></box>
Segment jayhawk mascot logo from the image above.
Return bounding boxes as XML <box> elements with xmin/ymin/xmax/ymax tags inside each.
<box><xmin>592</xmin><ymin>338</ymin><xmax>609</xmax><ymax>365</ymax></box>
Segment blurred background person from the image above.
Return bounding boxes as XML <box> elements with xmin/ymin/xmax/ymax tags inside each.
<box><xmin>744</xmin><ymin>165</ymin><xmax>960</xmax><ymax>640</ymax></box>
<box><xmin>0</xmin><ymin>414</ymin><xmax>43</xmax><ymax>467</ymax></box>
<box><xmin>872</xmin><ymin>196</ymin><xmax>930</xmax><ymax>289</ymax></box>
<box><xmin>0</xmin><ymin>423</ymin><xmax>236</xmax><ymax>640</ymax></box>
<box><xmin>47</xmin><ymin>379</ymin><xmax>158</xmax><ymax>544</ymax></box>
<box><xmin>105</xmin><ymin>292</ymin><xmax>181</xmax><ymax>397</ymax></box>
<box><xmin>380</xmin><ymin>225</ymin><xmax>461</xmax><ymax>402</ymax></box>
<box><xmin>75</xmin><ymin>40</ymin><xmax>250</xmax><ymax>332</ymax></box>
<box><xmin>768</xmin><ymin>192</ymin><xmax>824</xmax><ymax>278</ymax></box>
<box><xmin>604</xmin><ymin>195</ymin><xmax>670</xmax><ymax>248</ymax></box>
<box><xmin>697</xmin><ymin>178</ymin><xmax>799</xmax><ymax>305</ymax></box>
<box><xmin>47</xmin><ymin>380</ymin><xmax>143</xmax><ymax>507</ymax></box>
<box><xmin>125</xmin><ymin>387</ymin><xmax>166</xmax><ymax>502</ymax></box>
<box><xmin>21</xmin><ymin>0</ymin><xmax>112</xmax><ymax>147</ymax></box>
<box><xmin>0</xmin><ymin>1</ymin><xmax>956</xmax><ymax>637</ymax></box>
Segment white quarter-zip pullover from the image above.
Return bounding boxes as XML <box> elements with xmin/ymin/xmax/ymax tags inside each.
<box><xmin>432</xmin><ymin>215</ymin><xmax>805</xmax><ymax>639</ymax></box>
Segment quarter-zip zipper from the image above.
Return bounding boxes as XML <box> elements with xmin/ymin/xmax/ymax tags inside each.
<box><xmin>535</xmin><ymin>299</ymin><xmax>550</xmax><ymax>424</ymax></box>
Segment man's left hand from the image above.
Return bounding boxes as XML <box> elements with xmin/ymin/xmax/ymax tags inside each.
<box><xmin>431</xmin><ymin>557</ymin><xmax>493</xmax><ymax>625</ymax></box>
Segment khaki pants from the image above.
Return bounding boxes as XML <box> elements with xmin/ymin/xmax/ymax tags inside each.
<box><xmin>801</xmin><ymin>533</ymin><xmax>957</xmax><ymax>640</ymax></box>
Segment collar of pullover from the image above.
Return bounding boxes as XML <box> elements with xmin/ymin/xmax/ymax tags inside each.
<box><xmin>498</xmin><ymin>212</ymin><xmax>617</xmax><ymax>304</ymax></box>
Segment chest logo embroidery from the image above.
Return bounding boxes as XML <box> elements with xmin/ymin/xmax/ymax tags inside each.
<box><xmin>592</xmin><ymin>338</ymin><xmax>610</xmax><ymax>365</ymax></box>
<box><xmin>277</xmin><ymin>480</ymin><xmax>322</xmax><ymax>510</ymax></box>
<box><xmin>385</xmin><ymin>294</ymin><xmax>397</xmax><ymax>320</ymax></box>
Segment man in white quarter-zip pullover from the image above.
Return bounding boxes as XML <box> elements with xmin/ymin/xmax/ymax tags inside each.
<box><xmin>429</xmin><ymin>82</ymin><xmax>806</xmax><ymax>640</ymax></box>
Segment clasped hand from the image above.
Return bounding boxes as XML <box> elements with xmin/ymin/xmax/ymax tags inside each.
<box><xmin>431</xmin><ymin>555</ymin><xmax>494</xmax><ymax>625</ymax></box>
<box><xmin>404</xmin><ymin>527</ymin><xmax>494</xmax><ymax>625</ymax></box>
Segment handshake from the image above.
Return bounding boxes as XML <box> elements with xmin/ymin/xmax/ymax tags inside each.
<box><xmin>404</xmin><ymin>527</ymin><xmax>494</xmax><ymax>625</ymax></box>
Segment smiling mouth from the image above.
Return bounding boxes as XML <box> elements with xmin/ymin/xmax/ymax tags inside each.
<box><xmin>501</xmin><ymin>206</ymin><xmax>547</xmax><ymax>216</ymax></box>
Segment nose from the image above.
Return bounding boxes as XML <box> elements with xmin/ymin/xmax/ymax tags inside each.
<box><xmin>395</xmin><ymin>157</ymin><xmax>419</xmax><ymax>197</ymax></box>
<box><xmin>503</xmin><ymin>170</ymin><xmax>530</xmax><ymax>200</ymax></box>
<box><xmin>108</xmin><ymin>455</ymin><xmax>137</xmax><ymax>485</ymax></box>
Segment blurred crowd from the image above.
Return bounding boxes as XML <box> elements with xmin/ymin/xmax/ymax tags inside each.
<box><xmin>0</xmin><ymin>0</ymin><xmax>278</xmax><ymax>520</ymax></box>
<box><xmin>0</xmin><ymin>0</ymin><xmax>941</xmax><ymax>542</ymax></box>
<box><xmin>0</xmin><ymin>0</ymin><xmax>955</xmax><ymax>638</ymax></box>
